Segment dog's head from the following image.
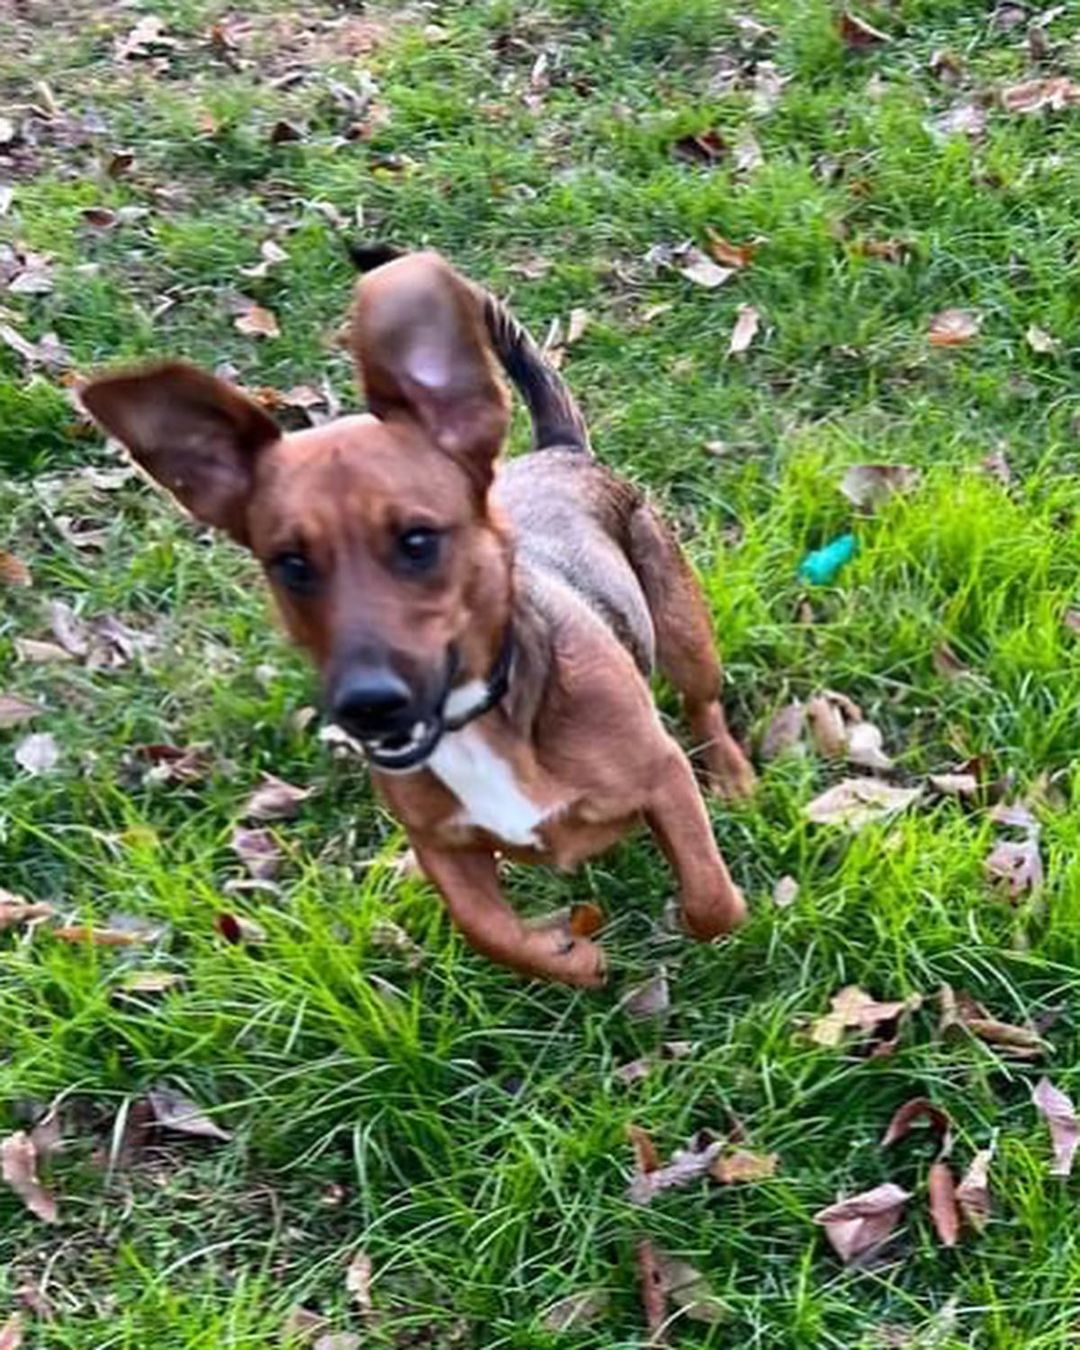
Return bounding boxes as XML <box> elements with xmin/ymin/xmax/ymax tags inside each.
<box><xmin>81</xmin><ymin>253</ymin><xmax>512</xmax><ymax>770</ymax></box>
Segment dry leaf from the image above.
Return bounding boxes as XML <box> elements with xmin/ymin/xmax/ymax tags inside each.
<box><xmin>1001</xmin><ymin>76</ymin><xmax>1080</xmax><ymax>114</ymax></box>
<box><xmin>982</xmin><ymin>448</ymin><xmax>1012</xmax><ymax>485</ymax></box>
<box><xmin>541</xmin><ymin>1290</ymin><xmax>608</xmax><ymax>1331</ymax></box>
<box><xmin>955</xmin><ymin>1149</ymin><xmax>991</xmax><ymax>1232</ymax></box>
<box><xmin>928</xmin><ymin>309</ymin><xmax>981</xmax><ymax>346</ymax></box>
<box><xmin>269</xmin><ymin>119</ymin><xmax>305</xmax><ymax>144</ymax></box>
<box><xmin>241</xmin><ymin>239</ymin><xmax>288</xmax><ymax>279</ymax></box>
<box><xmin>0</xmin><ymin>1315</ymin><xmax>23</xmax><ymax>1350</ymax></box>
<box><xmin>51</xmin><ymin>920</ymin><xmax>159</xmax><ymax>946</ymax></box>
<box><xmin>838</xmin><ymin>11</ymin><xmax>890</xmax><ymax>47</ymax></box>
<box><xmin>940</xmin><ymin>987</ymin><xmax>1048</xmax><ymax>1059</ymax></box>
<box><xmin>14</xmin><ymin>733</ymin><xmax>58</xmax><ymax>776</ymax></box>
<box><xmin>858</xmin><ymin>238</ymin><xmax>909</xmax><ymax>263</ymax></box>
<box><xmin>928</xmin><ymin>102</ymin><xmax>987</xmax><ymax>140</ymax></box>
<box><xmin>1032</xmin><ymin>1077</ymin><xmax>1078</xmax><ymax>1177</ymax></box>
<box><xmin>14</xmin><ymin>639</ymin><xmax>72</xmax><ymax>665</ymax></box>
<box><xmin>840</xmin><ymin>464</ymin><xmax>917</xmax><ymax>510</ymax></box>
<box><xmin>705</xmin><ymin>229</ymin><xmax>757</xmax><ymax>268</ymax></box>
<box><xmin>566</xmin><ymin>307</ymin><xmax>590</xmax><ymax>345</ymax></box>
<box><xmin>234</xmin><ymin>304</ymin><xmax>280</xmax><ymax>339</ymax></box>
<box><xmin>627</xmin><ymin>1124</ymin><xmax>661</xmax><ymax>1176</ymax></box>
<box><xmin>0</xmin><ymin>894</ymin><xmax>54</xmax><ymax>930</ymax></box>
<box><xmin>928</xmin><ymin>1161</ymin><xmax>960</xmax><ymax>1247</ymax></box>
<box><xmin>929</xmin><ymin>772</ymin><xmax>979</xmax><ymax>798</ymax></box>
<box><xmin>242</xmin><ymin>774</ymin><xmax>313</xmax><ymax>821</ymax></box>
<box><xmin>813</xmin><ymin>1184</ymin><xmax>909</xmax><ymax>1263</ymax></box>
<box><xmin>115</xmin><ymin>14</ymin><xmax>173</xmax><ymax>60</ymax></box>
<box><xmin>628</xmin><ymin>1137</ymin><xmax>724</xmax><ymax>1205</ymax></box>
<box><xmin>806</xmin><ymin>695</ymin><xmax>847</xmax><ymax>759</ymax></box>
<box><xmin>929</xmin><ymin>48</ymin><xmax>964</xmax><ymax>84</ymax></box>
<box><xmin>1</xmin><ymin>1132</ymin><xmax>57</xmax><ymax>1223</ymax></box>
<box><xmin>620</xmin><ymin>969</ymin><xmax>670</xmax><ymax>1019</ymax></box>
<box><xmin>136</xmin><ymin>742</ymin><xmax>214</xmax><ymax>786</ymax></box>
<box><xmin>346</xmin><ymin>1250</ymin><xmax>373</xmax><ymax>1317</ymax></box>
<box><xmin>984</xmin><ymin>837</ymin><xmax>1043</xmax><ymax>899</ymax></box>
<box><xmin>1025</xmin><ymin>324</ymin><xmax>1058</xmax><ymax>354</ymax></box>
<box><xmin>282</xmin><ymin>1307</ymin><xmax>328</xmax><ymax>1343</ymax></box>
<box><xmin>673</xmin><ymin>129</ymin><xmax>726</xmax><ymax>165</ymax></box>
<box><xmin>679</xmin><ymin>250</ymin><xmax>734</xmax><ymax>289</ymax></box>
<box><xmin>231</xmin><ymin>826</ymin><xmax>282</xmax><ymax>880</ymax></box>
<box><xmin>805</xmin><ymin>779</ymin><xmax>921</xmax><ymax>831</ymax></box>
<box><xmin>0</xmin><ymin>694</ymin><xmax>41</xmax><ymax>729</ymax></box>
<box><xmin>313</xmin><ymin>1336</ymin><xmax>361</xmax><ymax>1350</ymax></box>
<box><xmin>215</xmin><ymin>913</ymin><xmax>268</xmax><ymax>945</ymax></box>
<box><xmin>118</xmin><ymin>970</ymin><xmax>185</xmax><ymax>994</ymax></box>
<box><xmin>728</xmin><ymin>304</ymin><xmax>761</xmax><ymax>355</ymax></box>
<box><xmin>637</xmin><ymin>1240</ymin><xmax>668</xmax><ymax>1345</ymax></box>
<box><xmin>881</xmin><ymin>1098</ymin><xmax>952</xmax><ymax>1155</ymax></box>
<box><xmin>148</xmin><ymin>1086</ymin><xmax>231</xmax><ymax>1141</ymax></box>
<box><xmin>761</xmin><ymin>702</ymin><xmax>805</xmax><ymax>759</ymax></box>
<box><xmin>847</xmin><ymin>722</ymin><xmax>894</xmax><ymax>772</ymax></box>
<box><xmin>614</xmin><ymin>1058</ymin><xmax>651</xmax><ymax>1085</ymax></box>
<box><xmin>932</xmin><ymin>642</ymin><xmax>969</xmax><ymax>680</ymax></box>
<box><xmin>711</xmin><ymin>1149</ymin><xmax>779</xmax><ymax>1184</ymax></box>
<box><xmin>810</xmin><ymin>985</ymin><xmax>920</xmax><ymax>1048</ymax></box>
<box><xmin>653</xmin><ymin>1251</ymin><xmax>727</xmax><ymax>1324</ymax></box>
<box><xmin>751</xmin><ymin>61</ymin><xmax>786</xmax><ymax>114</ymax></box>
<box><xmin>0</xmin><ymin>551</ymin><xmax>31</xmax><ymax>587</ymax></box>
<box><xmin>772</xmin><ymin>875</ymin><xmax>799</xmax><ymax>908</ymax></box>
<box><xmin>733</xmin><ymin>127</ymin><xmax>764</xmax><ymax>172</ymax></box>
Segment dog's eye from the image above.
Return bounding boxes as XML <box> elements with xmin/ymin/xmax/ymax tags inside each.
<box><xmin>272</xmin><ymin>552</ymin><xmax>319</xmax><ymax>595</ymax></box>
<box><xmin>396</xmin><ymin>527</ymin><xmax>442</xmax><ymax>573</ymax></box>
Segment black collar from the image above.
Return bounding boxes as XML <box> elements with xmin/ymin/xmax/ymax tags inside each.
<box><xmin>442</xmin><ymin>624</ymin><xmax>515</xmax><ymax>732</ymax></box>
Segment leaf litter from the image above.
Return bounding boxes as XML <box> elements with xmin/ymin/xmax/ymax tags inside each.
<box><xmin>813</xmin><ymin>1183</ymin><xmax>909</xmax><ymax>1264</ymax></box>
<box><xmin>1031</xmin><ymin>1077</ymin><xmax>1078</xmax><ymax>1177</ymax></box>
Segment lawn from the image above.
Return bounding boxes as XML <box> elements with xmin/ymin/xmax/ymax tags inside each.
<box><xmin>3</xmin><ymin>0</ymin><xmax>1080</xmax><ymax>1345</ymax></box>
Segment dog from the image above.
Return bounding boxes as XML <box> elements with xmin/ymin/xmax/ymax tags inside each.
<box><xmin>81</xmin><ymin>246</ymin><xmax>756</xmax><ymax>987</ymax></box>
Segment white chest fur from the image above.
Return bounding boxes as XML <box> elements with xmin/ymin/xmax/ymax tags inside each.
<box><xmin>428</xmin><ymin>725</ymin><xmax>547</xmax><ymax>847</ymax></box>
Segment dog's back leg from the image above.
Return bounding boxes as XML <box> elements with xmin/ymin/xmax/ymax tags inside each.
<box><xmin>627</xmin><ymin>506</ymin><xmax>756</xmax><ymax>800</ymax></box>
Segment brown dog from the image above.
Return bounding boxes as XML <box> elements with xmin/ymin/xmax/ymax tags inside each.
<box><xmin>81</xmin><ymin>248</ymin><xmax>756</xmax><ymax>987</ymax></box>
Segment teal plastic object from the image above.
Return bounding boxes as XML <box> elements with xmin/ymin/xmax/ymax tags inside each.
<box><xmin>798</xmin><ymin>532</ymin><xmax>858</xmax><ymax>585</ymax></box>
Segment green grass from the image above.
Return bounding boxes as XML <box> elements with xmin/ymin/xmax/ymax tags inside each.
<box><xmin>4</xmin><ymin>1</ymin><xmax>1080</xmax><ymax>1345</ymax></box>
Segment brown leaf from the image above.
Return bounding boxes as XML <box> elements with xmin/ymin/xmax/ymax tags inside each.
<box><xmin>115</xmin><ymin>14</ymin><xmax>173</xmax><ymax>60</ymax></box>
<box><xmin>673</xmin><ymin>129</ymin><xmax>726</xmax><ymax>165</ymax></box>
<box><xmin>806</xmin><ymin>695</ymin><xmax>848</xmax><ymax>759</ymax></box>
<box><xmin>1</xmin><ymin>1131</ymin><xmax>57</xmax><ymax>1223</ymax></box>
<box><xmin>928</xmin><ymin>1161</ymin><xmax>960</xmax><ymax>1247</ymax></box>
<box><xmin>215</xmin><ymin>913</ymin><xmax>268</xmax><ymax>945</ymax></box>
<box><xmin>14</xmin><ymin>732</ymin><xmax>59</xmax><ymax>776</ymax></box>
<box><xmin>51</xmin><ymin>922</ymin><xmax>158</xmax><ymax>946</ymax></box>
<box><xmin>805</xmin><ymin>779</ymin><xmax>921</xmax><ymax>830</ymax></box>
<box><xmin>1025</xmin><ymin>324</ymin><xmax>1058</xmax><ymax>354</ymax></box>
<box><xmin>761</xmin><ymin>701</ymin><xmax>805</xmax><ymax>759</ymax></box>
<box><xmin>0</xmin><ymin>694</ymin><xmax>41</xmax><ymax>729</ymax></box>
<box><xmin>728</xmin><ymin>304</ymin><xmax>761</xmax><ymax>355</ymax></box>
<box><xmin>637</xmin><ymin>1240</ymin><xmax>668</xmax><ymax>1345</ymax></box>
<box><xmin>811</xmin><ymin>986</ymin><xmax>921</xmax><ymax>1048</ymax></box>
<box><xmin>628</xmin><ymin>1137</ymin><xmax>724</xmax><ymax>1205</ymax></box>
<box><xmin>270</xmin><ymin>119</ymin><xmax>305</xmax><ymax>144</ymax></box>
<box><xmin>117</xmin><ymin>970</ymin><xmax>185</xmax><ymax>994</ymax></box>
<box><xmin>711</xmin><ymin>1149</ymin><xmax>779</xmax><ymax>1184</ymax></box>
<box><xmin>733</xmin><ymin>127</ymin><xmax>764</xmax><ymax>173</ymax></box>
<box><xmin>282</xmin><ymin>1307</ymin><xmax>328</xmax><ymax>1344</ymax></box>
<box><xmin>932</xmin><ymin>642</ymin><xmax>970</xmax><ymax>680</ymax></box>
<box><xmin>847</xmin><ymin>722</ymin><xmax>894</xmax><ymax>773</ymax></box>
<box><xmin>881</xmin><ymin>1098</ymin><xmax>952</xmax><ymax>1155</ymax></box>
<box><xmin>928</xmin><ymin>772</ymin><xmax>979</xmax><ymax>798</ymax></box>
<box><xmin>705</xmin><ymin>229</ymin><xmax>757</xmax><ymax>269</ymax></box>
<box><xmin>813</xmin><ymin>1183</ymin><xmax>910</xmax><ymax>1263</ymax></box>
<box><xmin>0</xmin><ymin>1315</ymin><xmax>23</xmax><ymax>1350</ymax></box>
<box><xmin>838</xmin><ymin>11</ymin><xmax>890</xmax><ymax>47</ymax></box>
<box><xmin>928</xmin><ymin>309</ymin><xmax>981</xmax><ymax>346</ymax></box>
<box><xmin>231</xmin><ymin>826</ymin><xmax>283</xmax><ymax>880</ymax></box>
<box><xmin>627</xmin><ymin>1124</ymin><xmax>661</xmax><ymax>1176</ymax></box>
<box><xmin>345</xmin><ymin>1250</ymin><xmax>373</xmax><ymax>1317</ymax></box>
<box><xmin>941</xmin><ymin>986</ymin><xmax>1047</xmax><ymax>1058</ymax></box>
<box><xmin>928</xmin><ymin>102</ymin><xmax>987</xmax><ymax>140</ymax></box>
<box><xmin>241</xmin><ymin>239</ymin><xmax>288</xmax><ymax>280</ymax></box>
<box><xmin>541</xmin><ymin>1290</ymin><xmax>608</xmax><ymax>1332</ymax></box>
<box><xmin>14</xmin><ymin>638</ymin><xmax>72</xmax><ymax>665</ymax></box>
<box><xmin>984</xmin><ymin>837</ymin><xmax>1043</xmax><ymax>899</ymax></box>
<box><xmin>614</xmin><ymin>1058</ymin><xmax>651</xmax><ymax>1085</ymax></box>
<box><xmin>242</xmin><ymin>774</ymin><xmax>313</xmax><ymax>821</ymax></box>
<box><xmin>653</xmin><ymin>1252</ymin><xmax>727</xmax><ymax>1324</ymax></box>
<box><xmin>677</xmin><ymin>249</ymin><xmax>734</xmax><ymax>289</ymax></box>
<box><xmin>1001</xmin><ymin>76</ymin><xmax>1080</xmax><ymax>114</ymax></box>
<box><xmin>234</xmin><ymin>303</ymin><xmax>281</xmax><ymax>339</ymax></box>
<box><xmin>620</xmin><ymin>969</ymin><xmax>670</xmax><ymax>1019</ymax></box>
<box><xmin>8</xmin><ymin>254</ymin><xmax>54</xmax><ymax>296</ymax></box>
<box><xmin>565</xmin><ymin>307</ymin><xmax>590</xmax><ymax>345</ymax></box>
<box><xmin>955</xmin><ymin>1149</ymin><xmax>992</xmax><ymax>1232</ymax></box>
<box><xmin>136</xmin><ymin>742</ymin><xmax>214</xmax><ymax>786</ymax></box>
<box><xmin>1032</xmin><ymin>1077</ymin><xmax>1078</xmax><ymax>1177</ymax></box>
<box><xmin>857</xmin><ymin>238</ymin><xmax>909</xmax><ymax>263</ymax></box>
<box><xmin>991</xmin><ymin>2</ymin><xmax>1029</xmax><ymax>30</ymax></box>
<box><xmin>0</xmin><ymin>551</ymin><xmax>31</xmax><ymax>588</ymax></box>
<box><xmin>313</xmin><ymin>1336</ymin><xmax>361</xmax><ymax>1350</ymax></box>
<box><xmin>772</xmin><ymin>875</ymin><xmax>799</xmax><ymax>908</ymax></box>
<box><xmin>0</xmin><ymin>893</ymin><xmax>54</xmax><ymax>930</ymax></box>
<box><xmin>928</xmin><ymin>48</ymin><xmax>964</xmax><ymax>84</ymax></box>
<box><xmin>840</xmin><ymin>464</ymin><xmax>918</xmax><ymax>510</ymax></box>
<box><xmin>148</xmin><ymin>1086</ymin><xmax>231</xmax><ymax>1141</ymax></box>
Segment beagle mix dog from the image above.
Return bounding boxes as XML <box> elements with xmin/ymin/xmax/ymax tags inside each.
<box><xmin>81</xmin><ymin>247</ymin><xmax>756</xmax><ymax>986</ymax></box>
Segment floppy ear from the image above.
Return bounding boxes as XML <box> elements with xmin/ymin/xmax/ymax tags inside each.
<box><xmin>79</xmin><ymin>361</ymin><xmax>280</xmax><ymax>544</ymax></box>
<box><xmin>350</xmin><ymin>251</ymin><xmax>510</xmax><ymax>492</ymax></box>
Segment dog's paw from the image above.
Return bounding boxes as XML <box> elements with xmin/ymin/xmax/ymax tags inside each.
<box><xmin>537</xmin><ymin>931</ymin><xmax>607</xmax><ymax>987</ymax></box>
<box><xmin>682</xmin><ymin>885</ymin><xmax>748</xmax><ymax>941</ymax></box>
<box><xmin>704</xmin><ymin>738</ymin><xmax>758</xmax><ymax>802</ymax></box>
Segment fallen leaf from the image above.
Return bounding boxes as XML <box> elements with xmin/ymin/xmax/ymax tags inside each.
<box><xmin>14</xmin><ymin>639</ymin><xmax>72</xmax><ymax>665</ymax></box>
<box><xmin>215</xmin><ymin>913</ymin><xmax>268</xmax><ymax>945</ymax></box>
<box><xmin>811</xmin><ymin>986</ymin><xmax>921</xmax><ymax>1048</ymax></box>
<box><xmin>566</xmin><ymin>307</ymin><xmax>590</xmax><ymax>345</ymax></box>
<box><xmin>772</xmin><ymin>875</ymin><xmax>799</xmax><ymax>908</ymax></box>
<box><xmin>989</xmin><ymin>801</ymin><xmax>1039</xmax><ymax>833</ymax></box>
<box><xmin>637</xmin><ymin>1240</ymin><xmax>668</xmax><ymax>1344</ymax></box>
<box><xmin>1001</xmin><ymin>76</ymin><xmax>1080</xmax><ymax>114</ymax></box>
<box><xmin>705</xmin><ymin>229</ymin><xmax>757</xmax><ymax>268</ymax></box>
<box><xmin>928</xmin><ymin>772</ymin><xmax>979</xmax><ymax>798</ymax></box>
<box><xmin>678</xmin><ymin>250</ymin><xmax>734</xmax><ymax>289</ymax></box>
<box><xmin>242</xmin><ymin>774</ymin><xmax>313</xmax><ymax>821</ymax></box>
<box><xmin>627</xmin><ymin>1124</ymin><xmax>661</xmax><ymax>1177</ymax></box>
<box><xmin>313</xmin><ymin>1336</ymin><xmax>361</xmax><ymax>1350</ymax></box>
<box><xmin>838</xmin><ymin>11</ymin><xmax>890</xmax><ymax>47</ymax></box>
<box><xmin>8</xmin><ymin>254</ymin><xmax>54</xmax><ymax>295</ymax></box>
<box><xmin>653</xmin><ymin>1251</ymin><xmax>727</xmax><ymax>1324</ymax></box>
<box><xmin>751</xmin><ymin>61</ymin><xmax>786</xmax><ymax>114</ymax></box>
<box><xmin>728</xmin><ymin>304</ymin><xmax>760</xmax><ymax>355</ymax></box>
<box><xmin>1032</xmin><ymin>1077</ymin><xmax>1078</xmax><ymax>1177</ymax></box>
<box><xmin>148</xmin><ymin>1086</ymin><xmax>231</xmax><ymax>1141</ymax></box>
<box><xmin>136</xmin><ymin>742</ymin><xmax>214</xmax><ymax>786</ymax></box>
<box><xmin>0</xmin><ymin>551</ymin><xmax>31</xmax><ymax>587</ymax></box>
<box><xmin>368</xmin><ymin>918</ymin><xmax>424</xmax><ymax>967</ymax></box>
<box><xmin>932</xmin><ymin>642</ymin><xmax>970</xmax><ymax>680</ymax></box>
<box><xmin>847</xmin><ymin>722</ymin><xmax>894</xmax><ymax>773</ymax></box>
<box><xmin>673</xmin><ymin>129</ymin><xmax>726</xmax><ymax>165</ymax></box>
<box><xmin>346</xmin><ymin>1250</ymin><xmax>373</xmax><ymax>1317</ymax></box>
<box><xmin>928</xmin><ymin>309</ymin><xmax>981</xmax><ymax>346</ymax></box>
<box><xmin>51</xmin><ymin>923</ymin><xmax>158</xmax><ymax>946</ymax></box>
<box><xmin>115</xmin><ymin>14</ymin><xmax>174</xmax><ymax>60</ymax></box>
<box><xmin>541</xmin><ymin>1290</ymin><xmax>608</xmax><ymax>1331</ymax></box>
<box><xmin>940</xmin><ymin>986</ymin><xmax>1048</xmax><ymax>1058</ymax></box>
<box><xmin>840</xmin><ymin>464</ymin><xmax>918</xmax><ymax>510</ymax></box>
<box><xmin>929</xmin><ymin>48</ymin><xmax>964</xmax><ymax>84</ymax></box>
<box><xmin>857</xmin><ymin>238</ymin><xmax>909</xmax><ymax>263</ymax></box>
<box><xmin>14</xmin><ymin>732</ymin><xmax>58</xmax><ymax>776</ymax></box>
<box><xmin>928</xmin><ymin>102</ymin><xmax>987</xmax><ymax>140</ymax></box>
<box><xmin>760</xmin><ymin>701</ymin><xmax>805</xmax><ymax>759</ymax></box>
<box><xmin>628</xmin><ymin>1136</ymin><xmax>724</xmax><ymax>1205</ymax></box>
<box><xmin>711</xmin><ymin>1149</ymin><xmax>779</xmax><ymax>1184</ymax></box>
<box><xmin>984</xmin><ymin>837</ymin><xmax>1043</xmax><ymax>899</ymax></box>
<box><xmin>733</xmin><ymin>127</ymin><xmax>764</xmax><ymax>172</ymax></box>
<box><xmin>955</xmin><ymin>1149</ymin><xmax>991</xmax><ymax>1232</ymax></box>
<box><xmin>117</xmin><ymin>970</ymin><xmax>185</xmax><ymax>994</ymax></box>
<box><xmin>0</xmin><ymin>893</ymin><xmax>54</xmax><ymax>930</ymax></box>
<box><xmin>1026</xmin><ymin>324</ymin><xmax>1058</xmax><ymax>354</ymax></box>
<box><xmin>805</xmin><ymin>779</ymin><xmax>921</xmax><ymax>831</ymax></box>
<box><xmin>0</xmin><ymin>1315</ymin><xmax>23</xmax><ymax>1350</ymax></box>
<box><xmin>991</xmin><ymin>2</ymin><xmax>1029</xmax><ymax>30</ymax></box>
<box><xmin>0</xmin><ymin>694</ymin><xmax>41</xmax><ymax>729</ymax></box>
<box><xmin>282</xmin><ymin>1307</ymin><xmax>328</xmax><ymax>1344</ymax></box>
<box><xmin>231</xmin><ymin>826</ymin><xmax>283</xmax><ymax>880</ymax></box>
<box><xmin>806</xmin><ymin>694</ymin><xmax>848</xmax><ymax>759</ymax></box>
<box><xmin>1</xmin><ymin>1131</ymin><xmax>57</xmax><ymax>1223</ymax></box>
<box><xmin>614</xmin><ymin>1058</ymin><xmax>652</xmax><ymax>1085</ymax></box>
<box><xmin>620</xmin><ymin>969</ymin><xmax>670</xmax><ymax>1019</ymax></box>
<box><xmin>881</xmin><ymin>1098</ymin><xmax>952</xmax><ymax>1155</ymax></box>
<box><xmin>928</xmin><ymin>1161</ymin><xmax>960</xmax><ymax>1247</ymax></box>
<box><xmin>813</xmin><ymin>1183</ymin><xmax>910</xmax><ymax>1263</ymax></box>
<box><xmin>982</xmin><ymin>448</ymin><xmax>1012</xmax><ymax>485</ymax></box>
<box><xmin>269</xmin><ymin>119</ymin><xmax>305</xmax><ymax>144</ymax></box>
<box><xmin>234</xmin><ymin>303</ymin><xmax>281</xmax><ymax>339</ymax></box>
<box><xmin>240</xmin><ymin>239</ymin><xmax>288</xmax><ymax>279</ymax></box>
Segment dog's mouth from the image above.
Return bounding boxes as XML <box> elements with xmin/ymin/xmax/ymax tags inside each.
<box><xmin>361</xmin><ymin>717</ymin><xmax>444</xmax><ymax>773</ymax></box>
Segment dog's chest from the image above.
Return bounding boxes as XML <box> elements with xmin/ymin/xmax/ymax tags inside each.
<box><xmin>427</xmin><ymin>726</ymin><xmax>548</xmax><ymax>847</ymax></box>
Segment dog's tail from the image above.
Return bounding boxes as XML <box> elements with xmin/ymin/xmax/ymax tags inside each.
<box><xmin>347</xmin><ymin>242</ymin><xmax>592</xmax><ymax>455</ymax></box>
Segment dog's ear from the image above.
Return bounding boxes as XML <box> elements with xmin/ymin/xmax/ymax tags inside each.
<box><xmin>80</xmin><ymin>361</ymin><xmax>280</xmax><ymax>544</ymax></box>
<box><xmin>350</xmin><ymin>251</ymin><xmax>509</xmax><ymax>493</ymax></box>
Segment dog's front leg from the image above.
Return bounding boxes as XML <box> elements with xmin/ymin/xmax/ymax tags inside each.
<box><xmin>411</xmin><ymin>841</ymin><xmax>607</xmax><ymax>987</ymax></box>
<box><xmin>645</xmin><ymin>747</ymin><xmax>748</xmax><ymax>940</ymax></box>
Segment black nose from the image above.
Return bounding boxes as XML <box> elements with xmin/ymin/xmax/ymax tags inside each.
<box><xmin>332</xmin><ymin>666</ymin><xmax>412</xmax><ymax>734</ymax></box>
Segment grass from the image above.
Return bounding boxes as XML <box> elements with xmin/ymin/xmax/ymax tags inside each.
<box><xmin>3</xmin><ymin>0</ymin><xmax>1080</xmax><ymax>1344</ymax></box>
